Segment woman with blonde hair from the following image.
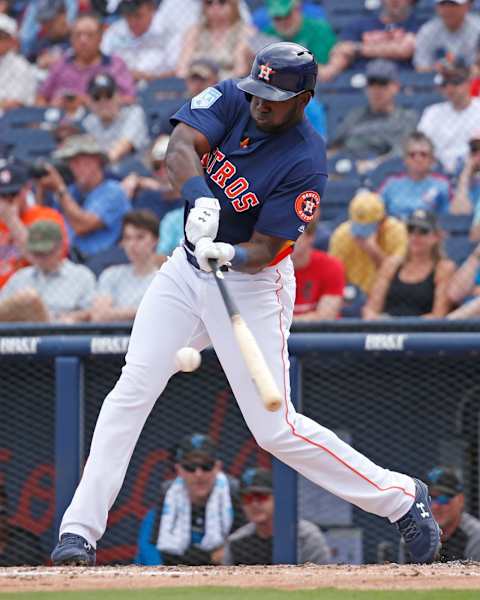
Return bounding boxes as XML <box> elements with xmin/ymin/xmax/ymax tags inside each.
<box><xmin>176</xmin><ymin>0</ymin><xmax>255</xmax><ymax>81</ymax></box>
<box><xmin>363</xmin><ymin>209</ymin><xmax>456</xmax><ymax>319</ymax></box>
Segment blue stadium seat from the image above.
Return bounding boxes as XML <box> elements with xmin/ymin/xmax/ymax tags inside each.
<box><xmin>142</xmin><ymin>97</ymin><xmax>185</xmax><ymax>137</ymax></box>
<box><xmin>327</xmin><ymin>153</ymin><xmax>360</xmax><ymax>181</ymax></box>
<box><xmin>363</xmin><ymin>157</ymin><xmax>406</xmax><ymax>190</ymax></box>
<box><xmin>1</xmin><ymin>127</ymin><xmax>57</xmax><ymax>161</ymax></box>
<box><xmin>324</xmin><ymin>95</ymin><xmax>367</xmax><ymax>139</ymax></box>
<box><xmin>138</xmin><ymin>77</ymin><xmax>187</xmax><ymax>104</ymax></box>
<box><xmin>83</xmin><ymin>245</ymin><xmax>129</xmax><ymax>278</ymax></box>
<box><xmin>399</xmin><ymin>71</ymin><xmax>438</xmax><ymax>94</ymax></box>
<box><xmin>322</xmin><ymin>179</ymin><xmax>360</xmax><ymax>221</ymax></box>
<box><xmin>438</xmin><ymin>214</ymin><xmax>473</xmax><ymax>235</ymax></box>
<box><xmin>397</xmin><ymin>92</ymin><xmax>443</xmax><ymax>113</ymax></box>
<box><xmin>317</xmin><ymin>70</ymin><xmax>367</xmax><ymax>95</ymax></box>
<box><xmin>0</xmin><ymin>106</ymin><xmax>63</xmax><ymax>129</ymax></box>
<box><xmin>444</xmin><ymin>235</ymin><xmax>475</xmax><ymax>265</ymax></box>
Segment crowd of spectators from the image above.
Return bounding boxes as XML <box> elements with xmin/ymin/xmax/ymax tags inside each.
<box><xmin>3</xmin><ymin>0</ymin><xmax>480</xmax><ymax>324</ymax></box>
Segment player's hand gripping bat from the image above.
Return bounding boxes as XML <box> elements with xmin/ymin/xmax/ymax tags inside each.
<box><xmin>208</xmin><ymin>259</ymin><xmax>282</xmax><ymax>412</ymax></box>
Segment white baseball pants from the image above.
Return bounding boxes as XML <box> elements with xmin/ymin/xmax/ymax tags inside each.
<box><xmin>60</xmin><ymin>247</ymin><xmax>415</xmax><ymax>546</ymax></box>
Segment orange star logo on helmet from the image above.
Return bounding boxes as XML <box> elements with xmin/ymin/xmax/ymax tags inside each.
<box><xmin>258</xmin><ymin>64</ymin><xmax>274</xmax><ymax>82</ymax></box>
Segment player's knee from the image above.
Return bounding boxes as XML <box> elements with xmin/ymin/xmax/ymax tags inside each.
<box><xmin>108</xmin><ymin>361</ymin><xmax>166</xmax><ymax>405</ymax></box>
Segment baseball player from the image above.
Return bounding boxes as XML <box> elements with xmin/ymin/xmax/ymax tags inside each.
<box><xmin>52</xmin><ymin>42</ymin><xmax>440</xmax><ymax>566</ymax></box>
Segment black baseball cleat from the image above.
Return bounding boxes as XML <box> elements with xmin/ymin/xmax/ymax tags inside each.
<box><xmin>51</xmin><ymin>533</ymin><xmax>96</xmax><ymax>566</ymax></box>
<box><xmin>396</xmin><ymin>478</ymin><xmax>441</xmax><ymax>564</ymax></box>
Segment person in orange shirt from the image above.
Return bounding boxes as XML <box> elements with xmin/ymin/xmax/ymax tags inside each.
<box><xmin>0</xmin><ymin>160</ymin><xmax>68</xmax><ymax>287</ymax></box>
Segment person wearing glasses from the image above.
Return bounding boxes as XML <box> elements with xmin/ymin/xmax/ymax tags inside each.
<box><xmin>223</xmin><ymin>468</ymin><xmax>330</xmax><ymax>565</ymax></box>
<box><xmin>135</xmin><ymin>433</ymin><xmax>244</xmax><ymax>566</ymax></box>
<box><xmin>363</xmin><ymin>209</ymin><xmax>455</xmax><ymax>319</ymax></box>
<box><xmin>417</xmin><ymin>57</ymin><xmax>480</xmax><ymax>174</ymax></box>
<box><xmin>400</xmin><ymin>466</ymin><xmax>480</xmax><ymax>562</ymax></box>
<box><xmin>176</xmin><ymin>0</ymin><xmax>255</xmax><ymax>81</ymax></box>
<box><xmin>378</xmin><ymin>131</ymin><xmax>451</xmax><ymax>220</ymax></box>
<box><xmin>82</xmin><ymin>73</ymin><xmax>149</xmax><ymax>165</ymax></box>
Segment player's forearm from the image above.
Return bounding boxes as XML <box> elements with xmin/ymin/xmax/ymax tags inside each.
<box><xmin>166</xmin><ymin>124</ymin><xmax>211</xmax><ymax>196</ymax></box>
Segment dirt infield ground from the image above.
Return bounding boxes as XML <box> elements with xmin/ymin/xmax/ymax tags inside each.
<box><xmin>1</xmin><ymin>563</ymin><xmax>480</xmax><ymax>593</ymax></box>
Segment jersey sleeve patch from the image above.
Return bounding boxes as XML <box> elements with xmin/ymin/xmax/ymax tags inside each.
<box><xmin>294</xmin><ymin>190</ymin><xmax>320</xmax><ymax>222</ymax></box>
<box><xmin>191</xmin><ymin>87</ymin><xmax>223</xmax><ymax>109</ymax></box>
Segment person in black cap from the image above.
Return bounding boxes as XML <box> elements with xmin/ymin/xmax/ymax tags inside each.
<box><xmin>328</xmin><ymin>59</ymin><xmax>418</xmax><ymax>168</ymax></box>
<box><xmin>363</xmin><ymin>209</ymin><xmax>455</xmax><ymax>319</ymax></box>
<box><xmin>426</xmin><ymin>466</ymin><xmax>480</xmax><ymax>561</ymax></box>
<box><xmin>82</xmin><ymin>72</ymin><xmax>149</xmax><ymax>164</ymax></box>
<box><xmin>135</xmin><ymin>433</ymin><xmax>244</xmax><ymax>566</ymax></box>
<box><xmin>223</xmin><ymin>467</ymin><xmax>330</xmax><ymax>565</ymax></box>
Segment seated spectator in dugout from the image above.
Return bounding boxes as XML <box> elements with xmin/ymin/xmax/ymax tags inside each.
<box><xmin>329</xmin><ymin>191</ymin><xmax>408</xmax><ymax>295</ymax></box>
<box><xmin>87</xmin><ymin>210</ymin><xmax>160</xmax><ymax>323</ymax></box>
<box><xmin>292</xmin><ymin>221</ymin><xmax>345</xmax><ymax>321</ymax></box>
<box><xmin>450</xmin><ymin>131</ymin><xmax>480</xmax><ymax>215</ymax></box>
<box><xmin>318</xmin><ymin>0</ymin><xmax>421</xmax><ymax>82</ymax></box>
<box><xmin>327</xmin><ymin>60</ymin><xmax>418</xmax><ymax>170</ymax></box>
<box><xmin>0</xmin><ymin>483</ymin><xmax>45</xmax><ymax>566</ymax></box>
<box><xmin>40</xmin><ymin>134</ymin><xmax>131</xmax><ymax>261</ymax></box>
<box><xmin>82</xmin><ymin>73</ymin><xmax>149</xmax><ymax>165</ymax></box>
<box><xmin>0</xmin><ymin>160</ymin><xmax>68</xmax><ymax>289</ymax></box>
<box><xmin>414</xmin><ymin>0</ymin><xmax>480</xmax><ymax>72</ymax></box>
<box><xmin>401</xmin><ymin>466</ymin><xmax>480</xmax><ymax>562</ymax></box>
<box><xmin>0</xmin><ymin>220</ymin><xmax>95</xmax><ymax>323</ymax></box>
<box><xmin>223</xmin><ymin>468</ymin><xmax>331</xmax><ymax>565</ymax></box>
<box><xmin>378</xmin><ymin>131</ymin><xmax>451</xmax><ymax>220</ymax></box>
<box><xmin>0</xmin><ymin>14</ymin><xmax>38</xmax><ymax>111</ymax></box>
<box><xmin>30</xmin><ymin>0</ymin><xmax>71</xmax><ymax>69</ymax></box>
<box><xmin>417</xmin><ymin>57</ymin><xmax>480</xmax><ymax>174</ymax></box>
<box><xmin>37</xmin><ymin>13</ymin><xmax>136</xmax><ymax>108</ymax></box>
<box><xmin>135</xmin><ymin>433</ymin><xmax>244</xmax><ymax>566</ymax></box>
<box><xmin>262</xmin><ymin>0</ymin><xmax>336</xmax><ymax>66</ymax></box>
<box><xmin>363</xmin><ymin>209</ymin><xmax>455</xmax><ymax>319</ymax></box>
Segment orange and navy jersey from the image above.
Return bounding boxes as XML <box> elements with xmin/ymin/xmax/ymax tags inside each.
<box><xmin>171</xmin><ymin>79</ymin><xmax>327</xmax><ymax>256</ymax></box>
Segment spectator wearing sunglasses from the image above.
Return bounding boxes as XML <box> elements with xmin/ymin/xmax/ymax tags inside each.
<box><xmin>135</xmin><ymin>433</ymin><xmax>244</xmax><ymax>566</ymax></box>
<box><xmin>401</xmin><ymin>466</ymin><xmax>480</xmax><ymax>562</ymax></box>
<box><xmin>378</xmin><ymin>131</ymin><xmax>451</xmax><ymax>220</ymax></box>
<box><xmin>414</xmin><ymin>0</ymin><xmax>480</xmax><ymax>73</ymax></box>
<box><xmin>82</xmin><ymin>73</ymin><xmax>149</xmax><ymax>165</ymax></box>
<box><xmin>328</xmin><ymin>60</ymin><xmax>418</xmax><ymax>171</ymax></box>
<box><xmin>417</xmin><ymin>58</ymin><xmax>480</xmax><ymax>174</ymax></box>
<box><xmin>450</xmin><ymin>131</ymin><xmax>480</xmax><ymax>215</ymax></box>
<box><xmin>223</xmin><ymin>468</ymin><xmax>330</xmax><ymax>565</ymax></box>
<box><xmin>363</xmin><ymin>209</ymin><xmax>455</xmax><ymax>319</ymax></box>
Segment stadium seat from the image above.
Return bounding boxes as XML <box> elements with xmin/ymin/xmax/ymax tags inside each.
<box><xmin>363</xmin><ymin>157</ymin><xmax>406</xmax><ymax>190</ymax></box>
<box><xmin>324</xmin><ymin>95</ymin><xmax>367</xmax><ymax>140</ymax></box>
<box><xmin>397</xmin><ymin>92</ymin><xmax>443</xmax><ymax>113</ymax></box>
<box><xmin>83</xmin><ymin>245</ymin><xmax>129</xmax><ymax>278</ymax></box>
<box><xmin>108</xmin><ymin>156</ymin><xmax>152</xmax><ymax>180</ymax></box>
<box><xmin>138</xmin><ymin>77</ymin><xmax>187</xmax><ymax>104</ymax></box>
<box><xmin>317</xmin><ymin>70</ymin><xmax>368</xmax><ymax>95</ymax></box>
<box><xmin>142</xmin><ymin>97</ymin><xmax>185</xmax><ymax>137</ymax></box>
<box><xmin>438</xmin><ymin>214</ymin><xmax>473</xmax><ymax>235</ymax></box>
<box><xmin>322</xmin><ymin>179</ymin><xmax>360</xmax><ymax>220</ymax></box>
<box><xmin>1</xmin><ymin>127</ymin><xmax>57</xmax><ymax>161</ymax></box>
<box><xmin>398</xmin><ymin>71</ymin><xmax>438</xmax><ymax>94</ymax></box>
<box><xmin>327</xmin><ymin>153</ymin><xmax>360</xmax><ymax>181</ymax></box>
<box><xmin>444</xmin><ymin>235</ymin><xmax>475</xmax><ymax>265</ymax></box>
<box><xmin>0</xmin><ymin>106</ymin><xmax>63</xmax><ymax>129</ymax></box>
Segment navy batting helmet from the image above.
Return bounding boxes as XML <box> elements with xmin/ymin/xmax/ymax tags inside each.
<box><xmin>237</xmin><ymin>42</ymin><xmax>317</xmax><ymax>102</ymax></box>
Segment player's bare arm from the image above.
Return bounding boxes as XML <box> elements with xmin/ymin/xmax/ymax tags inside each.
<box><xmin>166</xmin><ymin>123</ymin><xmax>211</xmax><ymax>196</ymax></box>
<box><xmin>233</xmin><ymin>231</ymin><xmax>287</xmax><ymax>274</ymax></box>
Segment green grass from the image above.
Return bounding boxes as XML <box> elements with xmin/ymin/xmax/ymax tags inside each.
<box><xmin>1</xmin><ymin>589</ymin><xmax>480</xmax><ymax>600</ymax></box>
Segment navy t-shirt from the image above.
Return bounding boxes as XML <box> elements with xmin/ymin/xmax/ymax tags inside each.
<box><xmin>171</xmin><ymin>80</ymin><xmax>327</xmax><ymax>259</ymax></box>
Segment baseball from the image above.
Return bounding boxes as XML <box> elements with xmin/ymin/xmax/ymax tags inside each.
<box><xmin>175</xmin><ymin>347</ymin><xmax>201</xmax><ymax>372</ymax></box>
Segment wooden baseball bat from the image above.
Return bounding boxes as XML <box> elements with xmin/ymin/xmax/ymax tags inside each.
<box><xmin>208</xmin><ymin>259</ymin><xmax>282</xmax><ymax>412</ymax></box>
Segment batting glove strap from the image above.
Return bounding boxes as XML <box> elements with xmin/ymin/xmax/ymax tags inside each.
<box><xmin>195</xmin><ymin>237</ymin><xmax>235</xmax><ymax>272</ymax></box>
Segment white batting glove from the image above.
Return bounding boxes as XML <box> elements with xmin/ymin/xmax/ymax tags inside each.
<box><xmin>185</xmin><ymin>197</ymin><xmax>220</xmax><ymax>246</ymax></box>
<box><xmin>195</xmin><ymin>237</ymin><xmax>235</xmax><ymax>272</ymax></box>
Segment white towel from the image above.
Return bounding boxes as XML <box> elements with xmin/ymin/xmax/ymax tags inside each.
<box><xmin>157</xmin><ymin>472</ymin><xmax>233</xmax><ymax>555</ymax></box>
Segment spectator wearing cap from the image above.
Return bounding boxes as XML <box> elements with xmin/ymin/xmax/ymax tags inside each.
<box><xmin>292</xmin><ymin>221</ymin><xmax>345</xmax><ymax>321</ymax></box>
<box><xmin>417</xmin><ymin>58</ymin><xmax>480</xmax><ymax>173</ymax></box>
<box><xmin>135</xmin><ymin>433</ymin><xmax>244</xmax><ymax>566</ymax></box>
<box><xmin>101</xmin><ymin>0</ymin><xmax>176</xmax><ymax>81</ymax></box>
<box><xmin>450</xmin><ymin>131</ymin><xmax>480</xmax><ymax>214</ymax></box>
<box><xmin>176</xmin><ymin>0</ymin><xmax>255</xmax><ymax>81</ymax></box>
<box><xmin>319</xmin><ymin>0</ymin><xmax>421</xmax><ymax>82</ymax></box>
<box><xmin>378</xmin><ymin>131</ymin><xmax>451</xmax><ymax>220</ymax></box>
<box><xmin>262</xmin><ymin>0</ymin><xmax>335</xmax><ymax>66</ymax></box>
<box><xmin>0</xmin><ymin>220</ymin><xmax>95</xmax><ymax>323</ymax></box>
<box><xmin>414</xmin><ymin>0</ymin><xmax>480</xmax><ymax>72</ymax></box>
<box><xmin>0</xmin><ymin>13</ymin><xmax>38</xmax><ymax>111</ymax></box>
<box><xmin>87</xmin><ymin>210</ymin><xmax>160</xmax><ymax>322</ymax></box>
<box><xmin>329</xmin><ymin>191</ymin><xmax>408</xmax><ymax>295</ymax></box>
<box><xmin>185</xmin><ymin>58</ymin><xmax>220</xmax><ymax>98</ymax></box>
<box><xmin>363</xmin><ymin>209</ymin><xmax>455</xmax><ymax>319</ymax></box>
<box><xmin>408</xmin><ymin>466</ymin><xmax>480</xmax><ymax>561</ymax></box>
<box><xmin>40</xmin><ymin>134</ymin><xmax>131</xmax><ymax>260</ymax></box>
<box><xmin>328</xmin><ymin>60</ymin><xmax>418</xmax><ymax>169</ymax></box>
<box><xmin>223</xmin><ymin>468</ymin><xmax>330</xmax><ymax>565</ymax></box>
<box><xmin>0</xmin><ymin>483</ymin><xmax>45</xmax><ymax>566</ymax></box>
<box><xmin>29</xmin><ymin>0</ymin><xmax>71</xmax><ymax>69</ymax></box>
<box><xmin>0</xmin><ymin>160</ymin><xmax>68</xmax><ymax>288</ymax></box>
<box><xmin>82</xmin><ymin>73</ymin><xmax>149</xmax><ymax>165</ymax></box>
<box><xmin>37</xmin><ymin>13</ymin><xmax>136</xmax><ymax>107</ymax></box>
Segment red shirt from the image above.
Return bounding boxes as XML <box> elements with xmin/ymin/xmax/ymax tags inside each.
<box><xmin>294</xmin><ymin>249</ymin><xmax>345</xmax><ymax>316</ymax></box>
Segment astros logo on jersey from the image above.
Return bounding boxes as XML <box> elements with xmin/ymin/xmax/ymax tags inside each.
<box><xmin>258</xmin><ymin>64</ymin><xmax>274</xmax><ymax>82</ymax></box>
<box><xmin>295</xmin><ymin>191</ymin><xmax>320</xmax><ymax>222</ymax></box>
